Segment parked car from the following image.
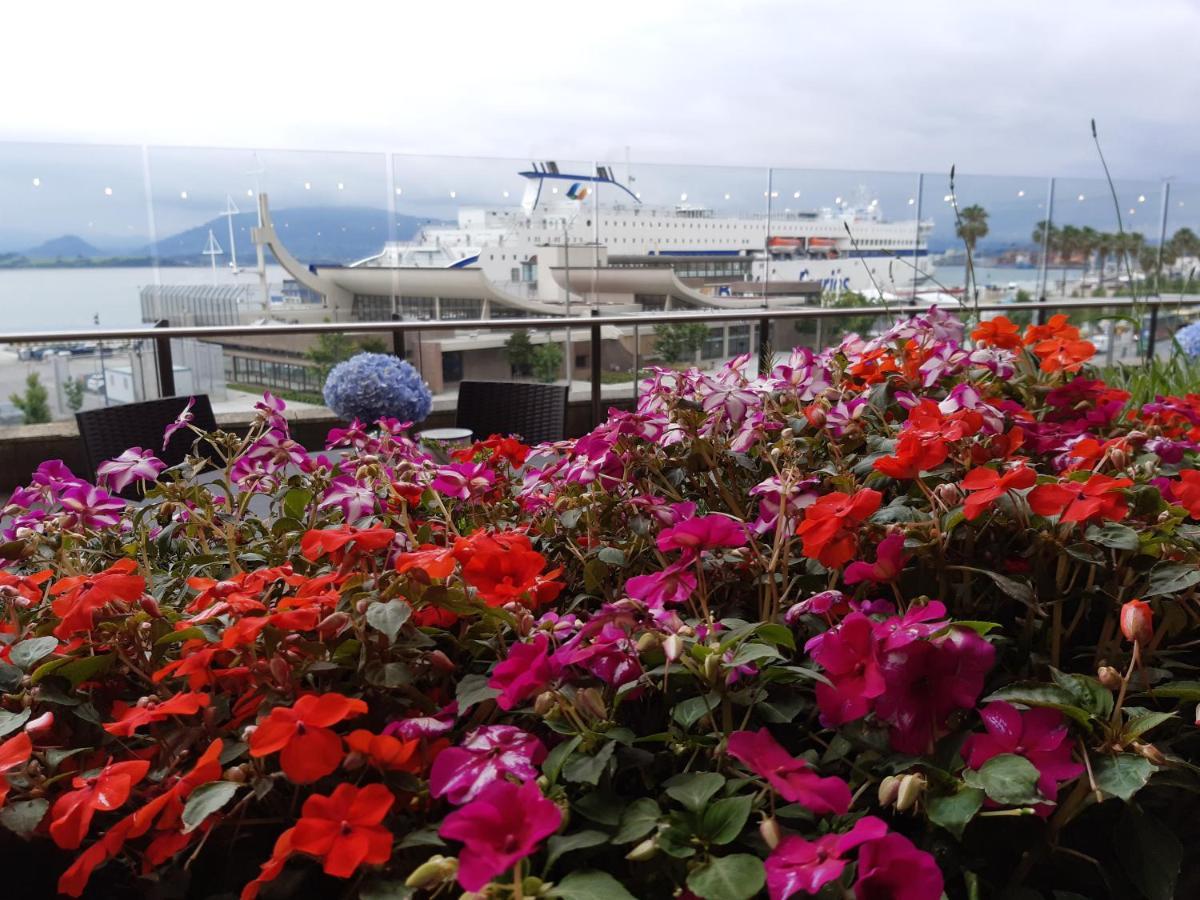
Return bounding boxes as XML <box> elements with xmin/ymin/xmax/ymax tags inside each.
<box><xmin>0</xmin><ymin>402</ymin><xmax>25</xmax><ymax>426</ymax></box>
<box><xmin>85</xmin><ymin>373</ymin><xmax>106</xmax><ymax>393</ymax></box>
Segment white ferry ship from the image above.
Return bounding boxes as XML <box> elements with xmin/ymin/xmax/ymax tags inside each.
<box><xmin>352</xmin><ymin>163</ymin><xmax>934</xmax><ymax>297</ymax></box>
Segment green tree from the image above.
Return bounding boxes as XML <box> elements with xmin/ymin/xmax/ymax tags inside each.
<box><xmin>1094</xmin><ymin>231</ymin><xmax>1115</xmax><ymax>290</ymax></box>
<box><xmin>63</xmin><ymin>376</ymin><xmax>85</xmax><ymax>413</ymax></box>
<box><xmin>10</xmin><ymin>372</ymin><xmax>51</xmax><ymax>424</ymax></box>
<box><xmin>530</xmin><ymin>343</ymin><xmax>563</xmax><ymax>384</ymax></box>
<box><xmin>504</xmin><ymin>329</ymin><xmax>536</xmax><ymax>377</ymax></box>
<box><xmin>955</xmin><ymin>204</ymin><xmax>989</xmax><ymax>294</ymax></box>
<box><xmin>654</xmin><ymin>322</ymin><xmax>710</xmax><ymax>364</ymax></box>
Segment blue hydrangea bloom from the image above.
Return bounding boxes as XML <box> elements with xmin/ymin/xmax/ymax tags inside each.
<box><xmin>1176</xmin><ymin>322</ymin><xmax>1200</xmax><ymax>358</ymax></box>
<box><xmin>323</xmin><ymin>353</ymin><xmax>433</xmax><ymax>424</ymax></box>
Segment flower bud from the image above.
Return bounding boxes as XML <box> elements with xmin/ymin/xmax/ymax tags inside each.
<box><xmin>896</xmin><ymin>773</ymin><xmax>927</xmax><ymax>812</ymax></box>
<box><xmin>1120</xmin><ymin>599</ymin><xmax>1153</xmax><ymax>645</ymax></box>
<box><xmin>138</xmin><ymin>595</ymin><xmax>162</xmax><ymax>618</ymax></box>
<box><xmin>533</xmin><ymin>691</ymin><xmax>557</xmax><ymax>717</ymax></box>
<box><xmin>933</xmin><ymin>482</ymin><xmax>963</xmax><ymax>508</ymax></box>
<box><xmin>222</xmin><ymin>766</ymin><xmax>248</xmax><ymax>783</ymax></box>
<box><xmin>626</xmin><ymin>837</ymin><xmax>659</xmax><ymax>861</ymax></box>
<box><xmin>703</xmin><ymin>652</ymin><xmax>721</xmax><ymax>683</ymax></box>
<box><xmin>427</xmin><ymin>650</ymin><xmax>456</xmax><ymax>674</ymax></box>
<box><xmin>1110</xmin><ymin>447</ymin><xmax>1129</xmax><ymax>469</ymax></box>
<box><xmin>576</xmin><ymin>687</ymin><xmax>607</xmax><ymax>721</ymax></box>
<box><xmin>780</xmin><ymin>427</ymin><xmax>795</xmax><ymax>441</ymax></box>
<box><xmin>269</xmin><ymin>657</ymin><xmax>291</xmax><ymax>687</ymax></box>
<box><xmin>1132</xmin><ymin>741</ymin><xmax>1167</xmax><ymax>766</ymax></box>
<box><xmin>405</xmin><ymin>855</ymin><xmax>458</xmax><ymax>890</ymax></box>
<box><xmin>877</xmin><ymin>775</ymin><xmax>901</xmax><ymax>808</ymax></box>
<box><xmin>1097</xmin><ymin>665</ymin><xmax>1122</xmax><ymax>689</ymax></box>
<box><xmin>636</xmin><ymin>632</ymin><xmax>661</xmax><ymax>653</ymax></box>
<box><xmin>663</xmin><ymin>634</ymin><xmax>683</xmax><ymax>661</ymax></box>
<box><xmin>24</xmin><ymin>710</ymin><xmax>54</xmax><ymax>736</ymax></box>
<box><xmin>759</xmin><ymin>816</ymin><xmax>781</xmax><ymax>849</ymax></box>
<box><xmin>317</xmin><ymin>611</ymin><xmax>351</xmax><ymax>637</ymax></box>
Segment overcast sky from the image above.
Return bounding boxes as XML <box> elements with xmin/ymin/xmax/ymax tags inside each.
<box><xmin>2</xmin><ymin>0</ymin><xmax>1197</xmax><ymax>181</ymax></box>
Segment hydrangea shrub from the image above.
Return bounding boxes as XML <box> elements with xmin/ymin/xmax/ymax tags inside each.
<box><xmin>322</xmin><ymin>352</ymin><xmax>432</xmax><ymax>424</ymax></box>
<box><xmin>1</xmin><ymin>310</ymin><xmax>1199</xmax><ymax>899</ymax></box>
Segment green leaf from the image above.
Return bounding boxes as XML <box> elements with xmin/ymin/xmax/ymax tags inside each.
<box><xmin>563</xmin><ymin>740</ymin><xmax>616</xmax><ymax>786</ymax></box>
<box><xmin>1092</xmin><ymin>754</ymin><xmax>1155</xmax><ymax>801</ymax></box>
<box><xmin>1144</xmin><ymin>561</ymin><xmax>1200</xmax><ymax>597</ymax></box>
<box><xmin>365</xmin><ymin>599</ymin><xmax>412</xmax><ymax>644</ymax></box>
<box><xmin>155</xmin><ymin>626</ymin><xmax>206</xmax><ymax>646</ymax></box>
<box><xmin>553</xmin><ymin>870</ymin><xmax>638</xmax><ymax>900</ymax></box>
<box><xmin>396</xmin><ymin>827</ymin><xmax>444</xmax><ymax>850</ymax></box>
<box><xmin>0</xmin><ymin>799</ymin><xmax>48</xmax><ymax>838</ymax></box>
<box><xmin>1050</xmin><ymin>668</ymin><xmax>1113</xmax><ymax>719</ymax></box>
<box><xmin>962</xmin><ymin>754</ymin><xmax>1043</xmax><ymax>806</ymax></box>
<box><xmin>983</xmin><ymin>681</ymin><xmax>1094</xmax><ymax>728</ymax></box>
<box><xmin>951</xmin><ymin>620</ymin><xmax>1003</xmax><ymax>636</ymax></box>
<box><xmin>727</xmin><ymin>642</ymin><xmax>782</xmax><ymax>668</ymax></box>
<box><xmin>583</xmin><ymin>558</ymin><xmax>609</xmax><ymax>594</ymax></box>
<box><xmin>573</xmin><ymin>792</ymin><xmax>624</xmax><ymax>826</ymax></box>
<box><xmin>1085</xmin><ymin>522</ymin><xmax>1140</xmax><ymax>551</ymax></box>
<box><xmin>612</xmin><ymin>797</ymin><xmax>661</xmax><ymax>843</ymax></box>
<box><xmin>181</xmin><ymin>781</ymin><xmax>240</xmax><ymax>833</ymax></box>
<box><xmin>596</xmin><ymin>546</ymin><xmax>626</xmax><ymax>566</ymax></box>
<box><xmin>673</xmin><ymin>694</ymin><xmax>718</xmax><ymax>729</ymax></box>
<box><xmin>978</xmin><ymin>570</ymin><xmax>1035</xmax><ymax>605</ymax></box>
<box><xmin>0</xmin><ymin>662</ymin><xmax>22</xmax><ymax>691</ymax></box>
<box><xmin>56</xmin><ymin>653</ymin><xmax>115</xmax><ymax>688</ymax></box>
<box><xmin>358</xmin><ymin>881</ymin><xmax>414</xmax><ymax>900</ymax></box>
<box><xmin>686</xmin><ymin>854</ymin><xmax>766</xmax><ymax>900</ymax></box>
<box><xmin>754</xmin><ymin>623</ymin><xmax>795</xmax><ymax>651</ymax></box>
<box><xmin>9</xmin><ymin>637</ymin><xmax>57</xmax><ymax>670</ymax></box>
<box><xmin>282</xmin><ymin>487</ymin><xmax>312</xmax><ymax>521</ymax></box>
<box><xmin>0</xmin><ymin>708</ymin><xmax>31</xmax><ymax>738</ymax></box>
<box><xmin>927</xmin><ymin>786</ymin><xmax>985</xmax><ymax>840</ymax></box>
<box><xmin>546</xmin><ymin>830</ymin><xmax>609</xmax><ymax>870</ymax></box>
<box><xmin>1147</xmin><ymin>680</ymin><xmax>1200</xmax><ymax>701</ymax></box>
<box><xmin>455</xmin><ymin>673</ymin><xmax>500</xmax><ymax>711</ymax></box>
<box><xmin>1121</xmin><ymin>708</ymin><xmax>1176</xmax><ymax>741</ymax></box>
<box><xmin>666</xmin><ymin>772</ymin><xmax>726</xmax><ymax>812</ymax></box>
<box><xmin>1116</xmin><ymin>805</ymin><xmax>1181</xmax><ymax>900</ymax></box>
<box><xmin>542</xmin><ymin>735</ymin><xmax>582</xmax><ymax>785</ymax></box>
<box><xmin>700</xmin><ymin>794</ymin><xmax>753</xmax><ymax>845</ymax></box>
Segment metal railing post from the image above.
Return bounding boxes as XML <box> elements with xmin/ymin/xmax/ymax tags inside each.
<box><xmin>1036</xmin><ymin>177</ymin><xmax>1055</xmax><ymax>326</ymax></box>
<box><xmin>154</xmin><ymin>319</ymin><xmax>175</xmax><ymax>397</ymax></box>
<box><xmin>1145</xmin><ymin>304</ymin><xmax>1159</xmax><ymax>363</ymax></box>
<box><xmin>758</xmin><ymin>316</ymin><xmax>772</xmax><ymax>376</ymax></box>
<box><xmin>390</xmin><ymin>313</ymin><xmax>404</xmax><ymax>358</ymax></box>
<box><xmin>590</xmin><ymin>309</ymin><xmax>602</xmax><ymax>426</ymax></box>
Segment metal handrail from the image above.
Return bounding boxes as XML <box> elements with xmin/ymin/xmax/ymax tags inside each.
<box><xmin>2</xmin><ymin>296</ymin><xmax>1192</xmax><ymax>427</ymax></box>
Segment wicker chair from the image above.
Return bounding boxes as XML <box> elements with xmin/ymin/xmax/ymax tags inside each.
<box><xmin>455</xmin><ymin>381</ymin><xmax>568</xmax><ymax>445</ymax></box>
<box><xmin>75</xmin><ymin>395</ymin><xmax>219</xmax><ymax>483</ymax></box>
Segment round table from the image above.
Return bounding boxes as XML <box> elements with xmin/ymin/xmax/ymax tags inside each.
<box><xmin>417</xmin><ymin>427</ymin><xmax>474</xmax><ymax>460</ymax></box>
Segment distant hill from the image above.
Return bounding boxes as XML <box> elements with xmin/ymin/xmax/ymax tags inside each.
<box><xmin>148</xmin><ymin>207</ymin><xmax>435</xmax><ymax>265</ymax></box>
<box><xmin>24</xmin><ymin>234</ymin><xmax>103</xmax><ymax>259</ymax></box>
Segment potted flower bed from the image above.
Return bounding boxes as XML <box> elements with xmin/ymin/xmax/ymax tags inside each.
<box><xmin>0</xmin><ymin>309</ymin><xmax>1197</xmax><ymax>899</ymax></box>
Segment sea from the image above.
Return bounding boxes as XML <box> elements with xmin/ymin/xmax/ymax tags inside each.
<box><xmin>0</xmin><ymin>265</ymin><xmax>290</xmax><ymax>334</ymax></box>
<box><xmin>0</xmin><ymin>263</ymin><xmax>1059</xmax><ymax>336</ymax></box>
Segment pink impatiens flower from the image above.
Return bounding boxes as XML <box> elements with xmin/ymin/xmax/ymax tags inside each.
<box><xmin>161</xmin><ymin>397</ymin><xmax>196</xmax><ymax>450</ymax></box>
<box><xmin>488</xmin><ymin>633</ymin><xmax>561</xmax><ymax>710</ymax></box>
<box><xmin>96</xmin><ymin>447</ymin><xmax>166</xmax><ymax>493</ymax></box>
<box><xmin>319</xmin><ymin>475</ymin><xmax>378</xmax><ymax>523</ymax></box>
<box><xmin>439</xmin><ymin>780</ymin><xmax>562</xmax><ymax>892</ymax></box>
<box><xmin>843</xmin><ymin>532</ymin><xmax>908</xmax><ymax>586</ymax></box>
<box><xmin>625</xmin><ymin>560</ymin><xmax>697</xmax><ymax>607</ymax></box>
<box><xmin>765</xmin><ymin>815</ymin><xmax>888</xmax><ymax>899</ymax></box>
<box><xmin>805</xmin><ymin>612</ymin><xmax>887</xmax><ymax>726</ymax></box>
<box><xmin>429</xmin><ymin>725</ymin><xmax>547</xmax><ymax>805</ymax></box>
<box><xmin>961</xmin><ymin>702</ymin><xmax>1083</xmax><ymax>815</ymax></box>
<box><xmin>656</xmin><ymin>514</ymin><xmax>748</xmax><ymax>558</ymax></box>
<box><xmin>726</xmin><ymin>728</ymin><xmax>851</xmax><ymax>814</ymax></box>
<box><xmin>58</xmin><ymin>483</ymin><xmax>124</xmax><ymax>530</ymax></box>
<box><xmin>853</xmin><ymin>831</ymin><xmax>944</xmax><ymax>900</ymax></box>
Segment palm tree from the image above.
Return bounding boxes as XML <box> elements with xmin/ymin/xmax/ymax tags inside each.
<box><xmin>1057</xmin><ymin>225</ymin><xmax>1082</xmax><ymax>294</ymax></box>
<box><xmin>955</xmin><ymin>204</ymin><xmax>989</xmax><ymax>293</ymax></box>
<box><xmin>1078</xmin><ymin>227</ymin><xmax>1099</xmax><ymax>283</ymax></box>
<box><xmin>1169</xmin><ymin>227</ymin><xmax>1200</xmax><ymax>261</ymax></box>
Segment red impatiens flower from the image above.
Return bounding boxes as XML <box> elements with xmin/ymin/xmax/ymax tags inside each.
<box><xmin>971</xmin><ymin>315</ymin><xmax>1022</xmax><ymax>350</ymax></box>
<box><xmin>395</xmin><ymin>543</ymin><xmax>460</xmax><ymax>579</ymax></box>
<box><xmin>50</xmin><ymin>758</ymin><xmax>151</xmax><ymax>849</ymax></box>
<box><xmin>49</xmin><ymin>558</ymin><xmax>145</xmax><ymax>638</ymax></box>
<box><xmin>461</xmin><ymin>531</ymin><xmax>563</xmax><ymax>607</ymax></box>
<box><xmin>873</xmin><ymin>431</ymin><xmax>947</xmax><ymax>480</ymax></box>
<box><xmin>962</xmin><ymin>702</ymin><xmax>1083</xmax><ymax>816</ymax></box>
<box><xmin>1032</xmin><ymin>335</ymin><xmax>1096</xmax><ymax>374</ymax></box>
<box><xmin>452</xmin><ymin>433</ymin><xmax>530</xmax><ymax>468</ymax></box>
<box><xmin>249</xmin><ymin>693</ymin><xmax>368</xmax><ymax>783</ymax></box>
<box><xmin>103</xmin><ymin>691</ymin><xmax>211</xmax><ymax>736</ymax></box>
<box><xmin>300</xmin><ymin>525</ymin><xmax>397</xmax><ymax>562</ymax></box>
<box><xmin>290</xmin><ymin>783</ymin><xmax>395</xmax><ymax>878</ymax></box>
<box><xmin>1028</xmin><ymin>473</ymin><xmax>1132</xmax><ymax>524</ymax></box>
<box><xmin>345</xmin><ymin>730</ymin><xmax>421</xmax><ymax>772</ymax></box>
<box><xmin>0</xmin><ymin>568</ymin><xmax>51</xmax><ymax>608</ymax></box>
<box><xmin>961</xmin><ymin>464</ymin><xmax>1037</xmax><ymax>520</ymax></box>
<box><xmin>726</xmin><ymin>728</ymin><xmax>851</xmax><ymax>814</ymax></box>
<box><xmin>796</xmin><ymin>489</ymin><xmax>883</xmax><ymax>569</ymax></box>
<box><xmin>1172</xmin><ymin>469</ymin><xmax>1200</xmax><ymax>518</ymax></box>
<box><xmin>0</xmin><ymin>731</ymin><xmax>32</xmax><ymax>806</ymax></box>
